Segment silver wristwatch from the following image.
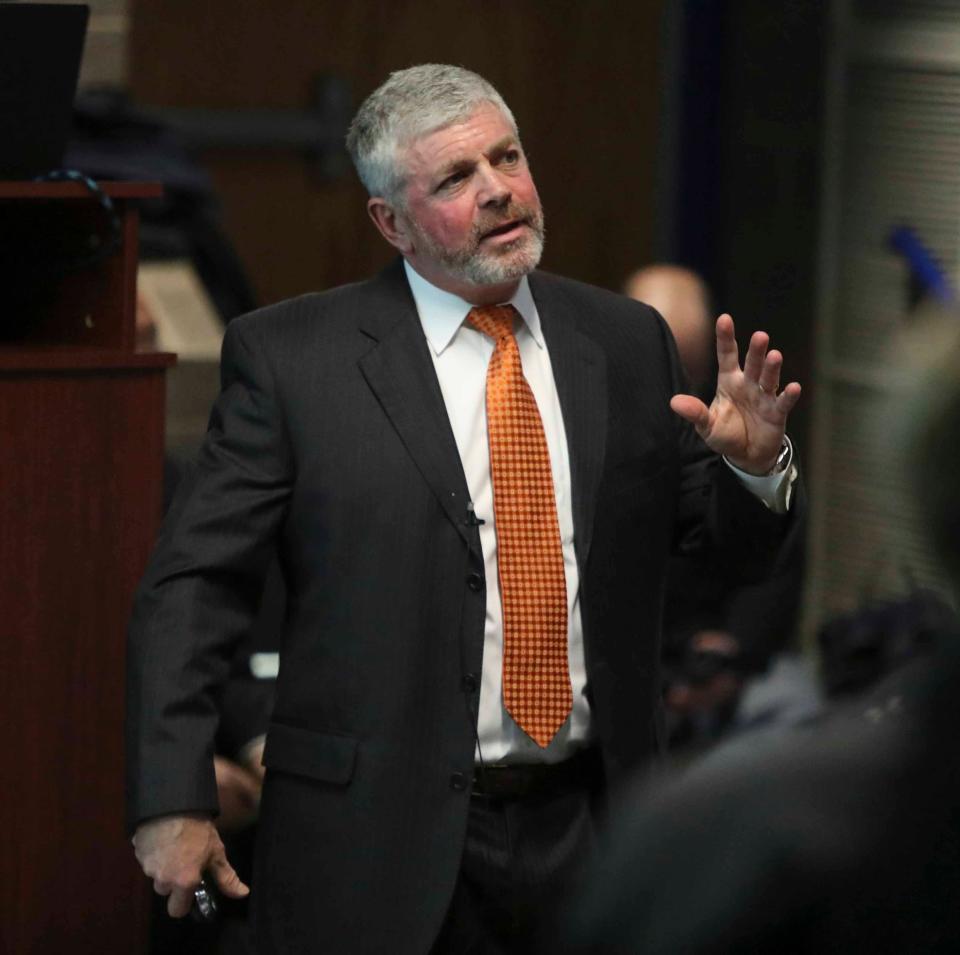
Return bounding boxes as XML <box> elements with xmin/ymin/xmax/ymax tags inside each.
<box><xmin>767</xmin><ymin>440</ymin><xmax>791</xmax><ymax>476</ymax></box>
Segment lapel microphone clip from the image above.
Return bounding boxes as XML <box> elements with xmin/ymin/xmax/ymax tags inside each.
<box><xmin>465</xmin><ymin>502</ymin><xmax>485</xmax><ymax>527</ymax></box>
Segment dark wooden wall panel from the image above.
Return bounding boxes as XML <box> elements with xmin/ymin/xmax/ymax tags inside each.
<box><xmin>130</xmin><ymin>0</ymin><xmax>663</xmax><ymax>305</ymax></box>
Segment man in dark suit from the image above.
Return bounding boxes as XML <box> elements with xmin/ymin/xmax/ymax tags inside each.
<box><xmin>128</xmin><ymin>65</ymin><xmax>802</xmax><ymax>954</ymax></box>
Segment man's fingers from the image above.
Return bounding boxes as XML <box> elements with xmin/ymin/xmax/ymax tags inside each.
<box><xmin>742</xmin><ymin>330</ymin><xmax>769</xmax><ymax>383</ymax></box>
<box><xmin>670</xmin><ymin>394</ymin><xmax>710</xmax><ymax>432</ymax></box>
<box><xmin>715</xmin><ymin>314</ymin><xmax>740</xmax><ymax>374</ymax></box>
<box><xmin>167</xmin><ymin>886</ymin><xmax>196</xmax><ymax>919</ymax></box>
<box><xmin>775</xmin><ymin>381</ymin><xmax>802</xmax><ymax>416</ymax></box>
<box><xmin>210</xmin><ymin>852</ymin><xmax>250</xmax><ymax>899</ymax></box>
<box><xmin>758</xmin><ymin>350</ymin><xmax>783</xmax><ymax>395</ymax></box>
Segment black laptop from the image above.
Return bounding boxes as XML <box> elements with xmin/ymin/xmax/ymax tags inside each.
<box><xmin>0</xmin><ymin>3</ymin><xmax>89</xmax><ymax>179</ymax></box>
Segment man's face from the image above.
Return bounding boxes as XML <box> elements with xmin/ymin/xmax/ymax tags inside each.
<box><xmin>393</xmin><ymin>102</ymin><xmax>545</xmax><ymax>300</ymax></box>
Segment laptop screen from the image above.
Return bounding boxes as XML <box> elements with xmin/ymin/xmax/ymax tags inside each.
<box><xmin>0</xmin><ymin>3</ymin><xmax>89</xmax><ymax>179</ymax></box>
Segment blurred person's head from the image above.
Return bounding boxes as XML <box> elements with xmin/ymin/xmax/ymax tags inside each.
<box><xmin>625</xmin><ymin>265</ymin><xmax>714</xmax><ymax>391</ymax></box>
<box><xmin>346</xmin><ymin>65</ymin><xmax>545</xmax><ymax>304</ymax></box>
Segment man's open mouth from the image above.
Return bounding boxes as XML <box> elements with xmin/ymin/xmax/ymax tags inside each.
<box><xmin>480</xmin><ymin>219</ymin><xmax>526</xmax><ymax>241</ymax></box>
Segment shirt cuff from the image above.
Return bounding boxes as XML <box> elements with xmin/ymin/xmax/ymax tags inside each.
<box><xmin>724</xmin><ymin>436</ymin><xmax>797</xmax><ymax>515</ymax></box>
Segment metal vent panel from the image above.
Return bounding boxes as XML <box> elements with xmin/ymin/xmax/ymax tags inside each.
<box><xmin>807</xmin><ymin>2</ymin><xmax>960</xmax><ymax>635</ymax></box>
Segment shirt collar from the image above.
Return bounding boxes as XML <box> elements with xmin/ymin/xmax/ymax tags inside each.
<box><xmin>403</xmin><ymin>260</ymin><xmax>543</xmax><ymax>356</ymax></box>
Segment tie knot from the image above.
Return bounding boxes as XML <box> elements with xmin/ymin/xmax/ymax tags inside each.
<box><xmin>467</xmin><ymin>305</ymin><xmax>517</xmax><ymax>342</ymax></box>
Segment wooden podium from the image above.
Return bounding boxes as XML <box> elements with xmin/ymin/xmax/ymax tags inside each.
<box><xmin>0</xmin><ymin>182</ymin><xmax>173</xmax><ymax>953</ymax></box>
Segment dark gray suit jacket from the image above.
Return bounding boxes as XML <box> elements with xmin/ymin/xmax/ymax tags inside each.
<box><xmin>127</xmin><ymin>259</ymin><xmax>796</xmax><ymax>954</ymax></box>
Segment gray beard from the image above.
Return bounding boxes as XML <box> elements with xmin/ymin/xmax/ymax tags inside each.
<box><xmin>412</xmin><ymin>208</ymin><xmax>546</xmax><ymax>287</ymax></box>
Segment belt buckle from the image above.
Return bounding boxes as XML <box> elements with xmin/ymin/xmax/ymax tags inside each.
<box><xmin>473</xmin><ymin>762</ymin><xmax>534</xmax><ymax>799</ymax></box>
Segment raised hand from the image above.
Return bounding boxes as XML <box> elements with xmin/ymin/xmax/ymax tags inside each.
<box><xmin>669</xmin><ymin>314</ymin><xmax>801</xmax><ymax>474</ymax></box>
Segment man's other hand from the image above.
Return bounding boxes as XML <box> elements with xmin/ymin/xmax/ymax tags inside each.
<box><xmin>132</xmin><ymin>812</ymin><xmax>250</xmax><ymax>917</ymax></box>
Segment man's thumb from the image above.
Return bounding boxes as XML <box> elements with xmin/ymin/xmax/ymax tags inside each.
<box><xmin>670</xmin><ymin>394</ymin><xmax>710</xmax><ymax>433</ymax></box>
<box><xmin>210</xmin><ymin>851</ymin><xmax>250</xmax><ymax>898</ymax></box>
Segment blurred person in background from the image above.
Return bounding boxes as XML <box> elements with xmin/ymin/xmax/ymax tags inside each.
<box><xmin>562</xmin><ymin>312</ymin><xmax>960</xmax><ymax>954</ymax></box>
<box><xmin>624</xmin><ymin>266</ymin><xmax>715</xmax><ymax>401</ymax></box>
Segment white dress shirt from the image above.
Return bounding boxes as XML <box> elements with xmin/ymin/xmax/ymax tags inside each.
<box><xmin>403</xmin><ymin>261</ymin><xmax>794</xmax><ymax>765</ymax></box>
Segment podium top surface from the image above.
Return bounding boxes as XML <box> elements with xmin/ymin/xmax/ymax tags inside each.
<box><xmin>0</xmin><ymin>181</ymin><xmax>163</xmax><ymax>200</ymax></box>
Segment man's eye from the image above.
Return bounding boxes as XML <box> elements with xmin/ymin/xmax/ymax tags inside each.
<box><xmin>501</xmin><ymin>150</ymin><xmax>520</xmax><ymax>164</ymax></box>
<box><xmin>440</xmin><ymin>171</ymin><xmax>467</xmax><ymax>190</ymax></box>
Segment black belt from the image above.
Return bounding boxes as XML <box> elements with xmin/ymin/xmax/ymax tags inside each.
<box><xmin>471</xmin><ymin>747</ymin><xmax>600</xmax><ymax>800</ymax></box>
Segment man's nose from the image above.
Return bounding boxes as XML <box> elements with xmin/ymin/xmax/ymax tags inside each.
<box><xmin>476</xmin><ymin>164</ymin><xmax>511</xmax><ymax>207</ymax></box>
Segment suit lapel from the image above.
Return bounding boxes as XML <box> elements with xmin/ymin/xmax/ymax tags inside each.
<box><xmin>530</xmin><ymin>273</ymin><xmax>608</xmax><ymax>570</ymax></box>
<box><xmin>357</xmin><ymin>261</ymin><xmax>477</xmax><ymax>553</ymax></box>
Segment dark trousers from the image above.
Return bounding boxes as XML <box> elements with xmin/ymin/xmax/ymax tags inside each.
<box><xmin>430</xmin><ymin>764</ymin><xmax>603</xmax><ymax>955</ymax></box>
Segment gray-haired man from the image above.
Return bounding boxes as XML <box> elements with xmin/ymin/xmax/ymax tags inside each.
<box><xmin>129</xmin><ymin>64</ymin><xmax>801</xmax><ymax>953</ymax></box>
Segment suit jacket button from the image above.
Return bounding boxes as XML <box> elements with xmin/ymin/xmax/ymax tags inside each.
<box><xmin>466</xmin><ymin>573</ymin><xmax>483</xmax><ymax>592</ymax></box>
<box><xmin>461</xmin><ymin>673</ymin><xmax>478</xmax><ymax>693</ymax></box>
<box><xmin>450</xmin><ymin>772</ymin><xmax>468</xmax><ymax>791</ymax></box>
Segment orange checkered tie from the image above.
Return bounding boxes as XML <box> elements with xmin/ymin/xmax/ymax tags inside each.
<box><xmin>467</xmin><ymin>304</ymin><xmax>572</xmax><ymax>748</ymax></box>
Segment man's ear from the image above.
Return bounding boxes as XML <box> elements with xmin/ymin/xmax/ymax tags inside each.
<box><xmin>367</xmin><ymin>198</ymin><xmax>413</xmax><ymax>255</ymax></box>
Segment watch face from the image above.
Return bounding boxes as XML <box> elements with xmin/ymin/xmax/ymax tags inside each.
<box><xmin>768</xmin><ymin>442</ymin><xmax>790</xmax><ymax>475</ymax></box>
